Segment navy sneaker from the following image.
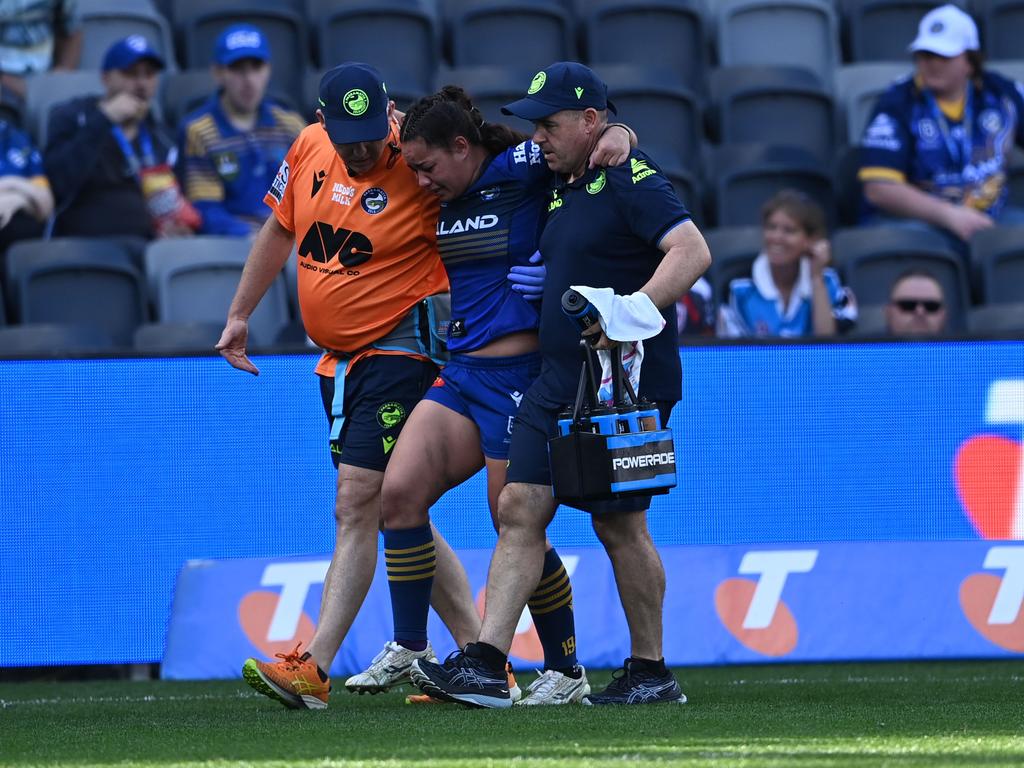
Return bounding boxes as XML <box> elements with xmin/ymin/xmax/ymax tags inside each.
<box><xmin>582</xmin><ymin>659</ymin><xmax>687</xmax><ymax>705</ymax></box>
<box><xmin>409</xmin><ymin>649</ymin><xmax>512</xmax><ymax>709</ymax></box>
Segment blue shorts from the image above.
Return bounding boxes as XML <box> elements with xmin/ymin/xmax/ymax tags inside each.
<box><xmin>318</xmin><ymin>354</ymin><xmax>438</xmax><ymax>472</ymax></box>
<box><xmin>507</xmin><ymin>390</ymin><xmax>675</xmax><ymax>515</ymax></box>
<box><xmin>422</xmin><ymin>351</ymin><xmax>541</xmax><ymax>460</ymax></box>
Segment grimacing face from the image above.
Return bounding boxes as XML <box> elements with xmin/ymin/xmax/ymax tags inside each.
<box><xmin>401</xmin><ymin>136</ymin><xmax>477</xmax><ymax>202</ymax></box>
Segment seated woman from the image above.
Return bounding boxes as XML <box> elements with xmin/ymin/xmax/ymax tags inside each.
<box><xmin>717</xmin><ymin>189</ymin><xmax>857</xmax><ymax>338</ymax></box>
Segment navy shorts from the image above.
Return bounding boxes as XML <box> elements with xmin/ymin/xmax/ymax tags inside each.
<box><xmin>421</xmin><ymin>351</ymin><xmax>541</xmax><ymax>460</ymax></box>
<box><xmin>318</xmin><ymin>354</ymin><xmax>438</xmax><ymax>472</ymax></box>
<box><xmin>506</xmin><ymin>390</ymin><xmax>675</xmax><ymax>515</ymax></box>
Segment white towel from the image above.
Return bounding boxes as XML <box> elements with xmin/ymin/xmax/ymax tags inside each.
<box><xmin>570</xmin><ymin>286</ymin><xmax>665</xmax><ymax>405</ymax></box>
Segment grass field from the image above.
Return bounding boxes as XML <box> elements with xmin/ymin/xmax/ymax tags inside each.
<box><xmin>2</xmin><ymin>660</ymin><xmax>1023</xmax><ymax>767</ymax></box>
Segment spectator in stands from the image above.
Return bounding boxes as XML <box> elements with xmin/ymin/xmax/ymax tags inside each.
<box><xmin>179</xmin><ymin>24</ymin><xmax>306</xmax><ymax>236</ymax></box>
<box><xmin>44</xmin><ymin>35</ymin><xmax>197</xmax><ymax>239</ymax></box>
<box><xmin>858</xmin><ymin>4</ymin><xmax>1024</xmax><ymax>249</ymax></box>
<box><xmin>885</xmin><ymin>269</ymin><xmax>948</xmax><ymax>337</ymax></box>
<box><xmin>0</xmin><ymin>1</ymin><xmax>81</xmax><ymax>111</ymax></box>
<box><xmin>676</xmin><ymin>276</ymin><xmax>714</xmax><ymax>339</ymax></box>
<box><xmin>0</xmin><ymin>117</ymin><xmax>52</xmax><ymax>263</ymax></box>
<box><xmin>718</xmin><ymin>189</ymin><xmax>857</xmax><ymax>338</ymax></box>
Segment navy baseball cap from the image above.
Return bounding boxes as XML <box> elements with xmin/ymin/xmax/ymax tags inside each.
<box><xmin>215</xmin><ymin>24</ymin><xmax>271</xmax><ymax>66</ymax></box>
<box><xmin>502</xmin><ymin>62</ymin><xmax>616</xmax><ymax>120</ymax></box>
<box><xmin>102</xmin><ymin>35</ymin><xmax>165</xmax><ymax>72</ymax></box>
<box><xmin>317</xmin><ymin>62</ymin><xmax>390</xmax><ymax>145</ymax></box>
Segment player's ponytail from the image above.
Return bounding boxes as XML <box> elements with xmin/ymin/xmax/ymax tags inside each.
<box><xmin>401</xmin><ymin>85</ymin><xmax>527</xmax><ymax>155</ymax></box>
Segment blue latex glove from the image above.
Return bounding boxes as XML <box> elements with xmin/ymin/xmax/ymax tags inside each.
<box><xmin>508</xmin><ymin>250</ymin><xmax>546</xmax><ymax>302</ymax></box>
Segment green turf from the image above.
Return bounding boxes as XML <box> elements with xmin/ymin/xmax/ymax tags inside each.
<box><xmin>2</xmin><ymin>661</ymin><xmax>1023</xmax><ymax>767</ymax></box>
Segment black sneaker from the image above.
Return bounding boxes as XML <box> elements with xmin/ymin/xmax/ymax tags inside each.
<box><xmin>582</xmin><ymin>659</ymin><xmax>687</xmax><ymax>705</ymax></box>
<box><xmin>409</xmin><ymin>649</ymin><xmax>512</xmax><ymax>709</ymax></box>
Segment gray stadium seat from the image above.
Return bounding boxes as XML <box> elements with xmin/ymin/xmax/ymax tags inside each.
<box><xmin>309</xmin><ymin>0</ymin><xmax>439</xmax><ymax>91</ymax></box>
<box><xmin>180</xmin><ymin>2</ymin><xmax>308</xmax><ymax>97</ymax></box>
<box><xmin>967</xmin><ymin>302</ymin><xmax>1024</xmax><ymax>334</ymax></box>
<box><xmin>832</xmin><ymin>226</ymin><xmax>970</xmax><ymax>332</ymax></box>
<box><xmin>979</xmin><ymin>0</ymin><xmax>1024</xmax><ymax>62</ymax></box>
<box><xmin>25</xmin><ymin>70</ymin><xmax>103</xmax><ymax>146</ymax></box>
<box><xmin>78</xmin><ymin>0</ymin><xmax>178</xmax><ymax>71</ymax></box>
<box><xmin>846</xmin><ymin>303</ymin><xmax>888</xmax><ymax>336</ymax></box>
<box><xmin>708</xmin><ymin>143</ymin><xmax>837</xmax><ymax>229</ymax></box>
<box><xmin>969</xmin><ymin>226</ymin><xmax>1024</xmax><ymax>304</ymax></box>
<box><xmin>593</xmin><ymin>65</ymin><xmax>702</xmax><ymax>167</ymax></box>
<box><xmin>144</xmin><ymin>236</ymin><xmax>291</xmax><ymax>347</ymax></box>
<box><xmin>433</xmin><ymin>66</ymin><xmax>537</xmax><ymax>134</ymax></box>
<box><xmin>5</xmin><ymin>239</ymin><xmax>148</xmax><ymax>346</ymax></box>
<box><xmin>133</xmin><ymin>321</ymin><xmax>224</xmax><ymax>352</ymax></box>
<box><xmin>661</xmin><ymin>165</ymin><xmax>703</xmax><ymax>228</ymax></box>
<box><xmin>159</xmin><ymin>70</ymin><xmax>216</xmax><ymax>130</ymax></box>
<box><xmin>715</xmin><ymin>0</ymin><xmax>840</xmax><ymax>85</ymax></box>
<box><xmin>449</xmin><ymin>0</ymin><xmax>575</xmax><ymax>71</ymax></box>
<box><xmin>844</xmin><ymin>1</ymin><xmax>972</xmax><ymax>63</ymax></box>
<box><xmin>834</xmin><ymin>62</ymin><xmax>908</xmax><ymax>146</ymax></box>
<box><xmin>709</xmin><ymin>66</ymin><xmax>835</xmax><ymax>163</ymax></box>
<box><xmin>0</xmin><ymin>323</ymin><xmax>116</xmax><ymax>355</ymax></box>
<box><xmin>1009</xmin><ymin>147</ymin><xmax>1024</xmax><ymax>208</ymax></box>
<box><xmin>702</xmin><ymin>226</ymin><xmax>762</xmax><ymax>306</ymax></box>
<box><xmin>583</xmin><ymin>0</ymin><xmax>707</xmax><ymax>92</ymax></box>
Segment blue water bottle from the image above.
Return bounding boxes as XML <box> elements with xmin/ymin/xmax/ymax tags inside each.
<box><xmin>561</xmin><ymin>289</ymin><xmax>601</xmax><ymax>346</ymax></box>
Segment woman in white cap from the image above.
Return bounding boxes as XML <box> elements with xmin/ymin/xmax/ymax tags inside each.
<box><xmin>857</xmin><ymin>4</ymin><xmax>1024</xmax><ymax>248</ymax></box>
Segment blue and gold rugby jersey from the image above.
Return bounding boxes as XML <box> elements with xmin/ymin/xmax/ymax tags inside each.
<box><xmin>437</xmin><ymin>139</ymin><xmax>551</xmax><ymax>353</ymax></box>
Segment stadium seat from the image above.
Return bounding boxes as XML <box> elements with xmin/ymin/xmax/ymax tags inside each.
<box><xmin>179</xmin><ymin>2</ymin><xmax>308</xmax><ymax>97</ymax></box>
<box><xmin>846</xmin><ymin>303</ymin><xmax>888</xmax><ymax>336</ymax></box>
<box><xmin>708</xmin><ymin>143</ymin><xmax>837</xmax><ymax>229</ymax></box>
<box><xmin>834</xmin><ymin>62</ymin><xmax>908</xmax><ymax>146</ymax></box>
<box><xmin>715</xmin><ymin>0</ymin><xmax>840</xmax><ymax>85</ymax></box>
<box><xmin>967</xmin><ymin>302</ymin><xmax>1024</xmax><ymax>334</ymax></box>
<box><xmin>969</xmin><ymin>226</ymin><xmax>1024</xmax><ymax>304</ymax></box>
<box><xmin>26</xmin><ymin>70</ymin><xmax>104</xmax><ymax>146</ymax></box>
<box><xmin>661</xmin><ymin>165</ymin><xmax>703</xmax><ymax>228</ymax></box>
<box><xmin>702</xmin><ymin>226</ymin><xmax>762</xmax><ymax>306</ymax></box>
<box><xmin>979</xmin><ymin>0</ymin><xmax>1024</xmax><ymax>62</ymax></box>
<box><xmin>4</xmin><ymin>239</ymin><xmax>148</xmax><ymax>346</ymax></box>
<box><xmin>133</xmin><ymin>321</ymin><xmax>223</xmax><ymax>352</ymax></box>
<box><xmin>844</xmin><ymin>0</ymin><xmax>972</xmax><ymax>63</ymax></box>
<box><xmin>709</xmin><ymin>66</ymin><xmax>835</xmax><ymax>163</ymax></box>
<box><xmin>433</xmin><ymin>66</ymin><xmax>537</xmax><ymax>134</ymax></box>
<box><xmin>309</xmin><ymin>0</ymin><xmax>439</xmax><ymax>91</ymax></box>
<box><xmin>78</xmin><ymin>0</ymin><xmax>178</xmax><ymax>71</ymax></box>
<box><xmin>582</xmin><ymin>0</ymin><xmax>707</xmax><ymax>92</ymax></box>
<box><xmin>144</xmin><ymin>237</ymin><xmax>291</xmax><ymax>347</ymax></box>
<box><xmin>1009</xmin><ymin>147</ymin><xmax>1024</xmax><ymax>208</ymax></box>
<box><xmin>449</xmin><ymin>0</ymin><xmax>576</xmax><ymax>71</ymax></box>
<box><xmin>989</xmin><ymin>59</ymin><xmax>1024</xmax><ymax>85</ymax></box>
<box><xmin>831</xmin><ymin>226</ymin><xmax>970</xmax><ymax>331</ymax></box>
<box><xmin>0</xmin><ymin>323</ymin><xmax>116</xmax><ymax>354</ymax></box>
<box><xmin>593</xmin><ymin>65</ymin><xmax>702</xmax><ymax>167</ymax></box>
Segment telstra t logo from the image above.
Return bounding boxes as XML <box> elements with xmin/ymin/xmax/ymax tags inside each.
<box><xmin>959</xmin><ymin>546</ymin><xmax>1024</xmax><ymax>652</ymax></box>
<box><xmin>715</xmin><ymin>550</ymin><xmax>818</xmax><ymax>656</ymax></box>
<box><xmin>238</xmin><ymin>561</ymin><xmax>328</xmax><ymax>659</ymax></box>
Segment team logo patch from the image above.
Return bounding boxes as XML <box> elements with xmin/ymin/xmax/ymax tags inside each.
<box><xmin>480</xmin><ymin>186</ymin><xmax>501</xmax><ymax>201</ymax></box>
<box><xmin>376</xmin><ymin>401</ymin><xmax>407</xmax><ymax>428</ymax></box>
<box><xmin>215</xmin><ymin>152</ymin><xmax>239</xmax><ymax>180</ymax></box>
<box><xmin>361</xmin><ymin>187</ymin><xmax>388</xmax><ymax>214</ymax></box>
<box><xmin>528</xmin><ymin>71</ymin><xmax>546</xmax><ymax>94</ymax></box>
<box><xmin>343</xmin><ymin>89</ymin><xmax>369</xmax><ymax>116</ymax></box>
<box><xmin>269</xmin><ymin>160</ymin><xmax>289</xmax><ymax>203</ymax></box>
<box><xmin>587</xmin><ymin>169</ymin><xmax>606</xmax><ymax>194</ymax></box>
<box><xmin>917</xmin><ymin>118</ymin><xmax>939</xmax><ymax>145</ymax></box>
<box><xmin>981</xmin><ymin>109</ymin><xmax>1003</xmax><ymax>135</ymax></box>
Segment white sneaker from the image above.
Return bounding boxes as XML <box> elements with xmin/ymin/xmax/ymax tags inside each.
<box><xmin>345</xmin><ymin>641</ymin><xmax>437</xmax><ymax>694</ymax></box>
<box><xmin>515</xmin><ymin>665</ymin><xmax>591</xmax><ymax>706</ymax></box>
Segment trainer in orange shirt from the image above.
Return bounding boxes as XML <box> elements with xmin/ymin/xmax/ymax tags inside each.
<box><xmin>216</xmin><ymin>63</ymin><xmax>480</xmax><ymax>709</ymax></box>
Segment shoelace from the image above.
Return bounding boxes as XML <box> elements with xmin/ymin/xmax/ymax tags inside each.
<box><xmin>525</xmin><ymin>669</ymin><xmax>560</xmax><ymax>697</ymax></box>
<box><xmin>603</xmin><ymin>665</ymin><xmax>634</xmax><ymax>693</ymax></box>
<box><xmin>441</xmin><ymin>649</ymin><xmax>468</xmax><ymax>667</ymax></box>
<box><xmin>274</xmin><ymin>642</ymin><xmax>307</xmax><ymax>671</ymax></box>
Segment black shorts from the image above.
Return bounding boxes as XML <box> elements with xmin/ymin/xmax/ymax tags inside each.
<box><xmin>318</xmin><ymin>354</ymin><xmax>438</xmax><ymax>472</ymax></box>
<box><xmin>506</xmin><ymin>391</ymin><xmax>676</xmax><ymax>515</ymax></box>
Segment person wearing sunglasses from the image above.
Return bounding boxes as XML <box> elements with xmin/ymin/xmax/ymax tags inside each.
<box><xmin>885</xmin><ymin>269</ymin><xmax>948</xmax><ymax>337</ymax></box>
<box><xmin>857</xmin><ymin>5</ymin><xmax>1024</xmax><ymax>251</ymax></box>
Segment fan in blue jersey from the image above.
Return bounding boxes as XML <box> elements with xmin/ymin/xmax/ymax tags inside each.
<box><xmin>718</xmin><ymin>189</ymin><xmax>857</xmax><ymax>338</ymax></box>
<box><xmin>858</xmin><ymin>4</ymin><xmax>1024</xmax><ymax>248</ymax></box>
<box><xmin>347</xmin><ymin>85</ymin><xmax>634</xmax><ymax>706</ymax></box>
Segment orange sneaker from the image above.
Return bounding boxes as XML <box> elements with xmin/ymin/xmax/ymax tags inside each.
<box><xmin>242</xmin><ymin>643</ymin><xmax>330</xmax><ymax>709</ymax></box>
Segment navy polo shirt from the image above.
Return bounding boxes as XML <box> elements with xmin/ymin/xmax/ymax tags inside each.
<box><xmin>532</xmin><ymin>148</ymin><xmax>690</xmax><ymax>408</ymax></box>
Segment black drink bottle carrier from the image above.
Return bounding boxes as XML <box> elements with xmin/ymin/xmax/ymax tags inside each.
<box><xmin>548</xmin><ymin>301</ymin><xmax>677</xmax><ymax>506</ymax></box>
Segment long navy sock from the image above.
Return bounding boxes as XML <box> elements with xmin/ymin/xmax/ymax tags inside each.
<box><xmin>527</xmin><ymin>547</ymin><xmax>579</xmax><ymax>671</ymax></box>
<box><xmin>383</xmin><ymin>524</ymin><xmax>435</xmax><ymax>650</ymax></box>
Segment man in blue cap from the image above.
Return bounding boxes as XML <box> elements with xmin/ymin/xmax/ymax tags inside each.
<box><xmin>179</xmin><ymin>24</ymin><xmax>305</xmax><ymax>236</ymax></box>
<box><xmin>45</xmin><ymin>35</ymin><xmax>195</xmax><ymax>238</ymax></box>
<box><xmin>409</xmin><ymin>62</ymin><xmax>711</xmax><ymax>708</ymax></box>
<box><xmin>219</xmin><ymin>62</ymin><xmax>483</xmax><ymax>709</ymax></box>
